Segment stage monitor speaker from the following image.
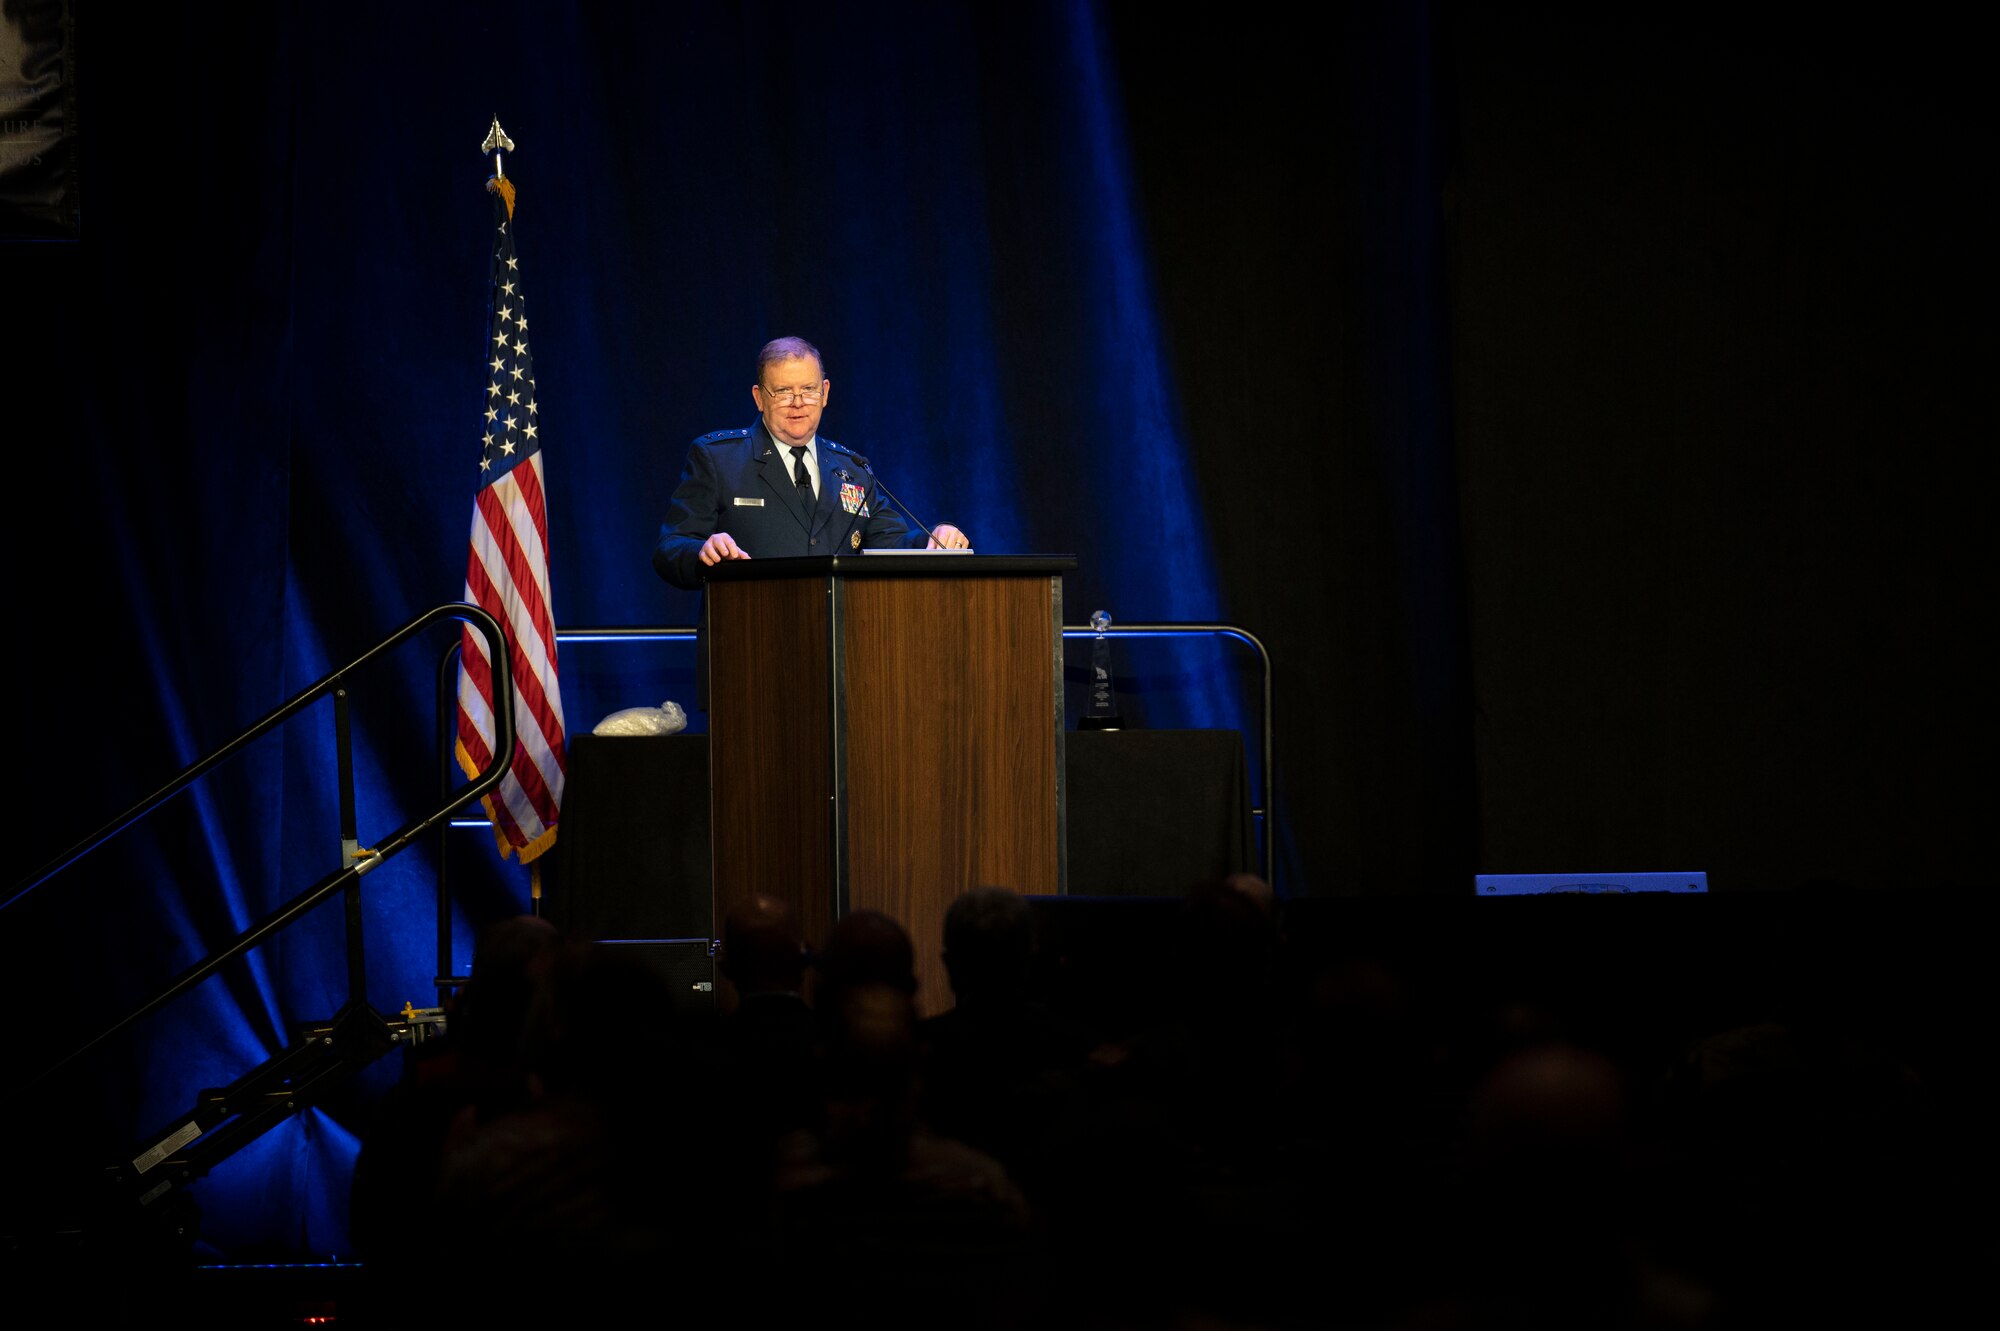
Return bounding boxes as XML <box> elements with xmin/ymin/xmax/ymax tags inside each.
<box><xmin>596</xmin><ymin>939</ymin><xmax>716</xmax><ymax>1017</ymax></box>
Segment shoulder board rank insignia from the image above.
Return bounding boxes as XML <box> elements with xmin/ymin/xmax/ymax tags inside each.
<box><xmin>694</xmin><ymin>428</ymin><xmax>752</xmax><ymax>446</ymax></box>
<box><xmin>824</xmin><ymin>438</ymin><xmax>871</xmax><ymax>469</ymax></box>
<box><xmin>851</xmin><ymin>531</ymin><xmax>861</xmax><ymax>550</ymax></box>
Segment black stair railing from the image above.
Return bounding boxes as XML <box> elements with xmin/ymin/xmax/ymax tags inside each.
<box><xmin>6</xmin><ymin>602</ymin><xmax>516</xmax><ymax>1084</ymax></box>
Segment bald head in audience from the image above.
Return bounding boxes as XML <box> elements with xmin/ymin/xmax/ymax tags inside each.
<box><xmin>721</xmin><ymin>892</ymin><xmax>809</xmax><ymax>997</ymax></box>
<box><xmin>819</xmin><ymin>909</ymin><xmax>918</xmax><ymax>1000</ymax></box>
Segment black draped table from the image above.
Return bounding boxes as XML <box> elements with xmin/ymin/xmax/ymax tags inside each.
<box><xmin>544</xmin><ymin>729</ymin><xmax>1254</xmax><ymax>941</ymax></box>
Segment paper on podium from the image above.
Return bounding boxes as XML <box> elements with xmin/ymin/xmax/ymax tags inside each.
<box><xmin>857</xmin><ymin>547</ymin><xmax>976</xmax><ymax>555</ymax></box>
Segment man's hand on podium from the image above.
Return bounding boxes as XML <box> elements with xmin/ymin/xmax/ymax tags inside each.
<box><xmin>699</xmin><ymin>532</ymin><xmax>751</xmax><ymax>566</ymax></box>
<box><xmin>927</xmin><ymin>524</ymin><xmax>971</xmax><ymax>551</ymax></box>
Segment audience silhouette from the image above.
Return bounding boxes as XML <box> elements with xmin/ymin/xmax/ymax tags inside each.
<box><xmin>345</xmin><ymin>880</ymin><xmax>1966</xmax><ymax>1328</ymax></box>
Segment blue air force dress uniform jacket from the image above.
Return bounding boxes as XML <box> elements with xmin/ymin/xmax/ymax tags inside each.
<box><xmin>652</xmin><ymin>422</ymin><xmax>929</xmax><ymax>589</ymax></box>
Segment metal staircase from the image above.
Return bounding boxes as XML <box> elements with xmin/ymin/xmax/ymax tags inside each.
<box><xmin>1</xmin><ymin>603</ymin><xmax>515</xmax><ymax>1263</ymax></box>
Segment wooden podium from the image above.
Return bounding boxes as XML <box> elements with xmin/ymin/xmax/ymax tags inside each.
<box><xmin>705</xmin><ymin>554</ymin><xmax>1074</xmax><ymax>1011</ymax></box>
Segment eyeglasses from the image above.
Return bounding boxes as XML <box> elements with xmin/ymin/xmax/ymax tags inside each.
<box><xmin>762</xmin><ymin>385</ymin><xmax>824</xmax><ymax>405</ymax></box>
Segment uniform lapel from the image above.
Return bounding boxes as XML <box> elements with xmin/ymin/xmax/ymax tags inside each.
<box><xmin>751</xmin><ymin>422</ymin><xmax>785</xmax><ymax>505</ymax></box>
<box><xmin>808</xmin><ymin>447</ymin><xmax>845</xmax><ymax>538</ymax></box>
<box><xmin>752</xmin><ymin>422</ymin><xmax>815</xmax><ymax>533</ymax></box>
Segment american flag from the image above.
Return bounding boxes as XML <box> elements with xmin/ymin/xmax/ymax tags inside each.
<box><xmin>455</xmin><ymin>176</ymin><xmax>567</xmax><ymax>863</ymax></box>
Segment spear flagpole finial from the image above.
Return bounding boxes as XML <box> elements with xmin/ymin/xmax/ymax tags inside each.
<box><xmin>482</xmin><ymin>115</ymin><xmax>516</xmax><ymax>179</ymax></box>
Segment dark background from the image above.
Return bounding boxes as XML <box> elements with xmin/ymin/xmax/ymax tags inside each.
<box><xmin>3</xmin><ymin>2</ymin><xmax>1986</xmax><ymax>1252</ymax></box>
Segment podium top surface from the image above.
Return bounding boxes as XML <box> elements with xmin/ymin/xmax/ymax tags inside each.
<box><xmin>704</xmin><ymin>553</ymin><xmax>1077</xmax><ymax>583</ymax></box>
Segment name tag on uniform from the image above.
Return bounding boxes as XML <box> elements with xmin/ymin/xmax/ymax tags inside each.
<box><xmin>733</xmin><ymin>497</ymin><xmax>764</xmax><ymax>507</ymax></box>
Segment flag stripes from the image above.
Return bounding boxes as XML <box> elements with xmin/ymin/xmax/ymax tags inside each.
<box><xmin>455</xmin><ymin>182</ymin><xmax>567</xmax><ymax>864</ymax></box>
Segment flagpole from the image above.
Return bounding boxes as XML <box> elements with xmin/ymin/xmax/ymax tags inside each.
<box><xmin>458</xmin><ymin>113</ymin><xmax>567</xmax><ymax>915</ymax></box>
<box><xmin>482</xmin><ymin>114</ymin><xmax>529</xmax><ymax>915</ymax></box>
<box><xmin>483</xmin><ymin>114</ymin><xmax>514</xmax><ymax>180</ymax></box>
<box><xmin>483</xmin><ymin>116</ymin><xmax>517</xmax><ymax>219</ymax></box>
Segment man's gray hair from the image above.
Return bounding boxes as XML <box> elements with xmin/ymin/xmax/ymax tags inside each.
<box><xmin>756</xmin><ymin>336</ymin><xmax>823</xmax><ymax>385</ymax></box>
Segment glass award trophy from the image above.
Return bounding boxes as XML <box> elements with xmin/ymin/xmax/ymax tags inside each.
<box><xmin>1078</xmin><ymin>609</ymin><xmax>1123</xmax><ymax>731</ymax></box>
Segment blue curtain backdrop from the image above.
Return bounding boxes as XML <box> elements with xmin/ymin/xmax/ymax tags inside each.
<box><xmin>4</xmin><ymin>2</ymin><xmax>1985</xmax><ymax>1256</ymax></box>
<box><xmin>7</xmin><ymin>1</ymin><xmax>1256</xmax><ymax>1254</ymax></box>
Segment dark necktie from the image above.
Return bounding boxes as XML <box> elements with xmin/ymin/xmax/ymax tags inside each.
<box><xmin>790</xmin><ymin>446</ymin><xmax>813</xmax><ymax>512</ymax></box>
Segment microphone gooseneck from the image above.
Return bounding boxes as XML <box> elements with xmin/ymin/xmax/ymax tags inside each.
<box><xmin>835</xmin><ymin>464</ymin><xmax>944</xmax><ymax>549</ymax></box>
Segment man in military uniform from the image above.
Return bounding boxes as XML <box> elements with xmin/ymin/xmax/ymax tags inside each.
<box><xmin>652</xmin><ymin>336</ymin><xmax>970</xmax><ymax>590</ymax></box>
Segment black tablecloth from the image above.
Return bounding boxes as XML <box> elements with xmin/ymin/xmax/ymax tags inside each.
<box><xmin>543</xmin><ymin>734</ymin><xmax>711</xmax><ymax>940</ymax></box>
<box><xmin>548</xmin><ymin>729</ymin><xmax>1253</xmax><ymax>939</ymax></box>
<box><xmin>1063</xmin><ymin>729</ymin><xmax>1254</xmax><ymax>895</ymax></box>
